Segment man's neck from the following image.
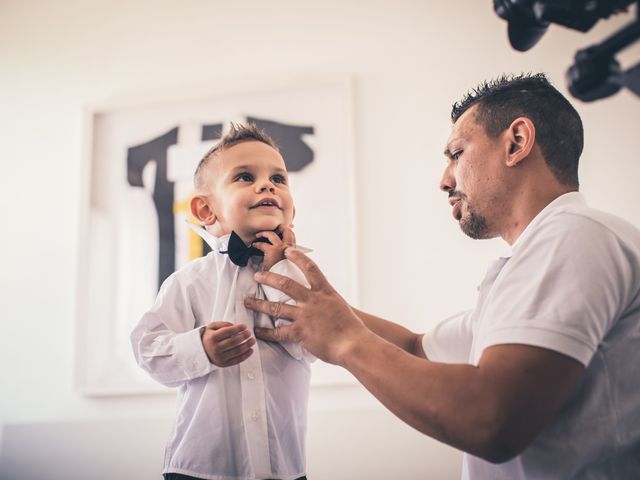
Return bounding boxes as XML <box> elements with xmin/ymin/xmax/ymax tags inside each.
<box><xmin>501</xmin><ymin>186</ymin><xmax>577</xmax><ymax>245</ymax></box>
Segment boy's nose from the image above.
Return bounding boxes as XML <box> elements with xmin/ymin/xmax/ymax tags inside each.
<box><xmin>256</xmin><ymin>180</ymin><xmax>275</xmax><ymax>193</ymax></box>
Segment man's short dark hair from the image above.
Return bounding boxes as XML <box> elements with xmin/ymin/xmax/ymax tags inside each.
<box><xmin>451</xmin><ymin>73</ymin><xmax>583</xmax><ymax>187</ymax></box>
<box><xmin>194</xmin><ymin>122</ymin><xmax>279</xmax><ymax>191</ymax></box>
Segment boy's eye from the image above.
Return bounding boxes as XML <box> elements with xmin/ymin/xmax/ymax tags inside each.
<box><xmin>235</xmin><ymin>173</ymin><xmax>254</xmax><ymax>182</ymax></box>
<box><xmin>271</xmin><ymin>174</ymin><xmax>287</xmax><ymax>184</ymax></box>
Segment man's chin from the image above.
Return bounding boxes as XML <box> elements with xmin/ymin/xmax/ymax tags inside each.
<box><xmin>459</xmin><ymin>213</ymin><xmax>491</xmax><ymax>240</ymax></box>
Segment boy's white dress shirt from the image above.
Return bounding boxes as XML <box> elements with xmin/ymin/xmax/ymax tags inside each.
<box><xmin>423</xmin><ymin>193</ymin><xmax>640</xmax><ymax>479</ymax></box>
<box><xmin>131</xmin><ymin>231</ymin><xmax>312</xmax><ymax>480</ymax></box>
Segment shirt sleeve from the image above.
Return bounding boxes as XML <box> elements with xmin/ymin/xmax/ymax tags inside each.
<box><xmin>130</xmin><ymin>273</ymin><xmax>217</xmax><ymax>387</ymax></box>
<box><xmin>262</xmin><ymin>259</ymin><xmax>315</xmax><ymax>362</ymax></box>
<box><xmin>422</xmin><ymin>310</ymin><xmax>474</xmax><ymax>363</ymax></box>
<box><xmin>480</xmin><ymin>214</ymin><xmax>631</xmax><ymax>366</ymax></box>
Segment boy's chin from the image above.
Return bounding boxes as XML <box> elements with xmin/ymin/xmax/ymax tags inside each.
<box><xmin>251</xmin><ymin>221</ymin><xmax>283</xmax><ymax>233</ymax></box>
<box><xmin>237</xmin><ymin>223</ymin><xmax>281</xmax><ymax>241</ymax></box>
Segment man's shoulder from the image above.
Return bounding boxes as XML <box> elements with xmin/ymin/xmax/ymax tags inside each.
<box><xmin>516</xmin><ymin>203</ymin><xmax>640</xmax><ymax>271</ymax></box>
<box><xmin>542</xmin><ymin>202</ymin><xmax>640</xmax><ymax>246</ymax></box>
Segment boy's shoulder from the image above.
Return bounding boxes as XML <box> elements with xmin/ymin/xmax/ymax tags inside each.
<box><xmin>170</xmin><ymin>251</ymin><xmax>220</xmax><ymax>283</ymax></box>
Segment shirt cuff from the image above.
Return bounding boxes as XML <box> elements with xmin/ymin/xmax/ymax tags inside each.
<box><xmin>174</xmin><ymin>327</ymin><xmax>218</xmax><ymax>378</ymax></box>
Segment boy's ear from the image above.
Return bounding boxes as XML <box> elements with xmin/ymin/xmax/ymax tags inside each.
<box><xmin>505</xmin><ymin>117</ymin><xmax>535</xmax><ymax>167</ymax></box>
<box><xmin>190</xmin><ymin>195</ymin><xmax>217</xmax><ymax>226</ymax></box>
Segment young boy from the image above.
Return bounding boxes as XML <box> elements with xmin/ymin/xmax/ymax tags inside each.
<box><xmin>131</xmin><ymin>123</ymin><xmax>312</xmax><ymax>480</ymax></box>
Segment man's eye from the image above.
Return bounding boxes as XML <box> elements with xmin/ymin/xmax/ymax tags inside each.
<box><xmin>452</xmin><ymin>151</ymin><xmax>462</xmax><ymax>160</ymax></box>
<box><xmin>235</xmin><ymin>173</ymin><xmax>254</xmax><ymax>182</ymax></box>
<box><xmin>271</xmin><ymin>174</ymin><xmax>287</xmax><ymax>184</ymax></box>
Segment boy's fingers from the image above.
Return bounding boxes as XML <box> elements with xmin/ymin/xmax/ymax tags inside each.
<box><xmin>218</xmin><ymin>337</ymin><xmax>255</xmax><ymax>361</ymax></box>
<box><xmin>205</xmin><ymin>322</ymin><xmax>249</xmax><ymax>341</ymax></box>
<box><xmin>206</xmin><ymin>321</ymin><xmax>234</xmax><ymax>330</ymax></box>
<box><xmin>244</xmin><ymin>297</ymin><xmax>298</xmax><ymax>319</ymax></box>
<box><xmin>255</xmin><ymin>230</ymin><xmax>281</xmax><ymax>245</ymax></box>
<box><xmin>284</xmin><ymin>248</ymin><xmax>329</xmax><ymax>290</ymax></box>
<box><xmin>214</xmin><ymin>331</ymin><xmax>254</xmax><ymax>353</ymax></box>
<box><xmin>221</xmin><ymin>348</ymin><xmax>254</xmax><ymax>366</ymax></box>
<box><xmin>278</xmin><ymin>224</ymin><xmax>296</xmax><ymax>246</ymax></box>
<box><xmin>250</xmin><ymin>242</ymin><xmax>268</xmax><ymax>252</ymax></box>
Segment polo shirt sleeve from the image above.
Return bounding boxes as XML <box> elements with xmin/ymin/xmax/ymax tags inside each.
<box><xmin>479</xmin><ymin>214</ymin><xmax>629</xmax><ymax>366</ymax></box>
<box><xmin>130</xmin><ymin>272</ymin><xmax>217</xmax><ymax>387</ymax></box>
<box><xmin>422</xmin><ymin>310</ymin><xmax>474</xmax><ymax>363</ymax></box>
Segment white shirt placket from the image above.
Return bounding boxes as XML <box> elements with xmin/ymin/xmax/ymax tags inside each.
<box><xmin>471</xmin><ymin>256</ymin><xmax>510</xmax><ymax>363</ymax></box>
<box><xmin>236</xmin><ymin>266</ymin><xmax>271</xmax><ymax>475</ymax></box>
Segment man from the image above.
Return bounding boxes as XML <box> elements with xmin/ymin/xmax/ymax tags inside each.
<box><xmin>245</xmin><ymin>73</ymin><xmax>640</xmax><ymax>479</ymax></box>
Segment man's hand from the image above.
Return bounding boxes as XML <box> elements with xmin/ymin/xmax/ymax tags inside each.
<box><xmin>252</xmin><ymin>224</ymin><xmax>296</xmax><ymax>271</ymax></box>
<box><xmin>201</xmin><ymin>321</ymin><xmax>255</xmax><ymax>367</ymax></box>
<box><xmin>244</xmin><ymin>248</ymin><xmax>372</xmax><ymax>365</ymax></box>
<box><xmin>245</xmin><ymin>250</ymin><xmax>586</xmax><ymax>463</ymax></box>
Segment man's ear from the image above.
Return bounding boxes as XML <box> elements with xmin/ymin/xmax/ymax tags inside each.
<box><xmin>505</xmin><ymin>117</ymin><xmax>535</xmax><ymax>167</ymax></box>
<box><xmin>190</xmin><ymin>195</ymin><xmax>217</xmax><ymax>226</ymax></box>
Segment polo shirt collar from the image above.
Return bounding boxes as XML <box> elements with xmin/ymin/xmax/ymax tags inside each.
<box><xmin>503</xmin><ymin>191</ymin><xmax>585</xmax><ymax>258</ymax></box>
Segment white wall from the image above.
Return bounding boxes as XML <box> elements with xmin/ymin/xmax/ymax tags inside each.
<box><xmin>1</xmin><ymin>1</ymin><xmax>639</xmax><ymax>479</ymax></box>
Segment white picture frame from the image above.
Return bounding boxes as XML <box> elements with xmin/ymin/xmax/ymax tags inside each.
<box><xmin>75</xmin><ymin>80</ymin><xmax>358</xmax><ymax>396</ymax></box>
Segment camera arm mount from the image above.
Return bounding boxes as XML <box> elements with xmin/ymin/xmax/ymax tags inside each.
<box><xmin>567</xmin><ymin>2</ymin><xmax>640</xmax><ymax>100</ymax></box>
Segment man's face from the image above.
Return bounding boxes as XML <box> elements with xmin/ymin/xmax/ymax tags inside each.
<box><xmin>205</xmin><ymin>141</ymin><xmax>294</xmax><ymax>243</ymax></box>
<box><xmin>441</xmin><ymin>106</ymin><xmax>509</xmax><ymax>240</ymax></box>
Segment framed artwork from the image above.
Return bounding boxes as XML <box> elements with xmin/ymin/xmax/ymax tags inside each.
<box><xmin>75</xmin><ymin>80</ymin><xmax>357</xmax><ymax>395</ymax></box>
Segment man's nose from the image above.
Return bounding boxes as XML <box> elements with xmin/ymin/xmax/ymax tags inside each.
<box><xmin>439</xmin><ymin>163</ymin><xmax>455</xmax><ymax>193</ymax></box>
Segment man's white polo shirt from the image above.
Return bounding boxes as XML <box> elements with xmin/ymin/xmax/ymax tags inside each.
<box><xmin>423</xmin><ymin>192</ymin><xmax>640</xmax><ymax>479</ymax></box>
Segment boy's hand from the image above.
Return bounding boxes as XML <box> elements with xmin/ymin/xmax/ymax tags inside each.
<box><xmin>252</xmin><ymin>224</ymin><xmax>296</xmax><ymax>271</ymax></box>
<box><xmin>201</xmin><ymin>321</ymin><xmax>255</xmax><ymax>367</ymax></box>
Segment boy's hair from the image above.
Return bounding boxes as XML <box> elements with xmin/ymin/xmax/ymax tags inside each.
<box><xmin>451</xmin><ymin>73</ymin><xmax>583</xmax><ymax>187</ymax></box>
<box><xmin>194</xmin><ymin>122</ymin><xmax>279</xmax><ymax>192</ymax></box>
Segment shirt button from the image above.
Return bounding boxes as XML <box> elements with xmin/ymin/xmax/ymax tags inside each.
<box><xmin>247</xmin><ymin>372</ymin><xmax>255</xmax><ymax>380</ymax></box>
<box><xmin>250</xmin><ymin>411</ymin><xmax>259</xmax><ymax>421</ymax></box>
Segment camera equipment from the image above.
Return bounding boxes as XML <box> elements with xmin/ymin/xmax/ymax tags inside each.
<box><xmin>493</xmin><ymin>0</ymin><xmax>640</xmax><ymax>101</ymax></box>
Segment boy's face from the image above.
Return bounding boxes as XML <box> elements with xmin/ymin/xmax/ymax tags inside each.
<box><xmin>201</xmin><ymin>141</ymin><xmax>294</xmax><ymax>243</ymax></box>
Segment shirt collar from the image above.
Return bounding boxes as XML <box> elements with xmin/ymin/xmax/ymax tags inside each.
<box><xmin>186</xmin><ymin>222</ymin><xmax>227</xmax><ymax>252</ymax></box>
<box><xmin>185</xmin><ymin>222</ymin><xmax>312</xmax><ymax>254</ymax></box>
<box><xmin>503</xmin><ymin>191</ymin><xmax>585</xmax><ymax>258</ymax></box>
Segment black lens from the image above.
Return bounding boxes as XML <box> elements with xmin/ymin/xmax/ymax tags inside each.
<box><xmin>494</xmin><ymin>0</ymin><xmax>549</xmax><ymax>51</ymax></box>
<box><xmin>508</xmin><ymin>20</ymin><xmax>549</xmax><ymax>51</ymax></box>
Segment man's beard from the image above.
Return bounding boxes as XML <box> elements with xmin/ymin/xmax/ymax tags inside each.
<box><xmin>449</xmin><ymin>190</ymin><xmax>492</xmax><ymax>239</ymax></box>
<box><xmin>459</xmin><ymin>209</ymin><xmax>490</xmax><ymax>239</ymax></box>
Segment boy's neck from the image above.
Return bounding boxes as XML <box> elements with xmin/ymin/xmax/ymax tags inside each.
<box><xmin>205</xmin><ymin>225</ymin><xmax>258</xmax><ymax>246</ymax></box>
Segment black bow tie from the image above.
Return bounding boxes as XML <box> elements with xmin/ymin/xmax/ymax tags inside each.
<box><xmin>221</xmin><ymin>230</ymin><xmax>282</xmax><ymax>267</ymax></box>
